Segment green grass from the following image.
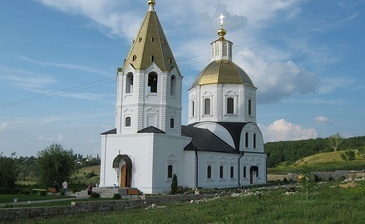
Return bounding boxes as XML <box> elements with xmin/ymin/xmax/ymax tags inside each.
<box><xmin>9</xmin><ymin>181</ymin><xmax>365</xmax><ymax>224</ymax></box>
<box><xmin>269</xmin><ymin>150</ymin><xmax>365</xmax><ymax>174</ymax></box>
<box><xmin>0</xmin><ymin>194</ymin><xmax>74</xmax><ymax>204</ymax></box>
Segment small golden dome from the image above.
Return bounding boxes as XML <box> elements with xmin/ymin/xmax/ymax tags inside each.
<box><xmin>191</xmin><ymin>60</ymin><xmax>255</xmax><ymax>88</ymax></box>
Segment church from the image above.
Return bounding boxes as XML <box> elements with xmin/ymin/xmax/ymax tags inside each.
<box><xmin>99</xmin><ymin>0</ymin><xmax>267</xmax><ymax>194</ymax></box>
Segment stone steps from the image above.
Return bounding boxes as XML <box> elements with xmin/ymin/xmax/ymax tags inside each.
<box><xmin>76</xmin><ymin>187</ymin><xmax>135</xmax><ymax>198</ymax></box>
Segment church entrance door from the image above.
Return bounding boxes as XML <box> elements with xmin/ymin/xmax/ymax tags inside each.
<box><xmin>120</xmin><ymin>164</ymin><xmax>131</xmax><ymax>187</ymax></box>
<box><xmin>113</xmin><ymin>154</ymin><xmax>132</xmax><ymax>188</ymax></box>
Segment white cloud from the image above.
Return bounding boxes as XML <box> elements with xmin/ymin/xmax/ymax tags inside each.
<box><xmin>236</xmin><ymin>51</ymin><xmax>319</xmax><ymax>103</ymax></box>
<box><xmin>18</xmin><ymin>56</ymin><xmax>110</xmax><ymax>77</ymax></box>
<box><xmin>37</xmin><ymin>133</ymin><xmax>63</xmax><ymax>142</ymax></box>
<box><xmin>0</xmin><ymin>122</ymin><xmax>10</xmax><ymax>132</ymax></box>
<box><xmin>259</xmin><ymin>119</ymin><xmax>318</xmax><ymax>142</ymax></box>
<box><xmin>314</xmin><ymin>115</ymin><xmax>333</xmax><ymax>124</ymax></box>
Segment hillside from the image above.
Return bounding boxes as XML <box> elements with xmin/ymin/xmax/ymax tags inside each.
<box><xmin>71</xmin><ymin>165</ymin><xmax>100</xmax><ymax>186</ymax></box>
<box><xmin>265</xmin><ymin>135</ymin><xmax>365</xmax><ymax>168</ymax></box>
<box><xmin>269</xmin><ymin>150</ymin><xmax>365</xmax><ymax>173</ymax></box>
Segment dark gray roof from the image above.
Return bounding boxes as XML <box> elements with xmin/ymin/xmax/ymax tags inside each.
<box><xmin>181</xmin><ymin>125</ymin><xmax>237</xmax><ymax>154</ymax></box>
<box><xmin>138</xmin><ymin>126</ymin><xmax>165</xmax><ymax>134</ymax></box>
<box><xmin>101</xmin><ymin>128</ymin><xmax>117</xmax><ymax>135</ymax></box>
<box><xmin>217</xmin><ymin>122</ymin><xmax>249</xmax><ymax>150</ymax></box>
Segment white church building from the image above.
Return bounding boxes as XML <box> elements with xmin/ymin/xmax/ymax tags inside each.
<box><xmin>99</xmin><ymin>0</ymin><xmax>267</xmax><ymax>194</ymax></box>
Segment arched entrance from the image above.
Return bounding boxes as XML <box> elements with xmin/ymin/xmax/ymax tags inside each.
<box><xmin>113</xmin><ymin>154</ymin><xmax>132</xmax><ymax>187</ymax></box>
<box><xmin>250</xmin><ymin>166</ymin><xmax>259</xmax><ymax>184</ymax></box>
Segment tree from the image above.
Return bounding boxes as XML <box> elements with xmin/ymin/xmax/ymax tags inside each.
<box><xmin>170</xmin><ymin>174</ymin><xmax>178</xmax><ymax>195</ymax></box>
<box><xmin>37</xmin><ymin>144</ymin><xmax>76</xmax><ymax>188</ymax></box>
<box><xmin>329</xmin><ymin>133</ymin><xmax>343</xmax><ymax>152</ymax></box>
<box><xmin>0</xmin><ymin>153</ymin><xmax>18</xmax><ymax>191</ymax></box>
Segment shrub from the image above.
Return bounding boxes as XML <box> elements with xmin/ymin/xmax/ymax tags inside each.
<box><xmin>40</xmin><ymin>191</ymin><xmax>47</xmax><ymax>196</ymax></box>
<box><xmin>90</xmin><ymin>192</ymin><xmax>100</xmax><ymax>198</ymax></box>
<box><xmin>170</xmin><ymin>174</ymin><xmax>178</xmax><ymax>195</ymax></box>
<box><xmin>113</xmin><ymin>193</ymin><xmax>121</xmax><ymax>199</ymax></box>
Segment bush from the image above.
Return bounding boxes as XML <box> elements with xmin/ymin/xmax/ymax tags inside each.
<box><xmin>113</xmin><ymin>193</ymin><xmax>121</xmax><ymax>199</ymax></box>
<box><xmin>170</xmin><ymin>174</ymin><xmax>178</xmax><ymax>195</ymax></box>
<box><xmin>90</xmin><ymin>192</ymin><xmax>100</xmax><ymax>198</ymax></box>
<box><xmin>85</xmin><ymin>172</ymin><xmax>97</xmax><ymax>178</ymax></box>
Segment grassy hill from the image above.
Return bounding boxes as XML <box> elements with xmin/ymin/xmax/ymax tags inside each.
<box><xmin>269</xmin><ymin>150</ymin><xmax>365</xmax><ymax>174</ymax></box>
<box><xmin>71</xmin><ymin>165</ymin><xmax>100</xmax><ymax>186</ymax></box>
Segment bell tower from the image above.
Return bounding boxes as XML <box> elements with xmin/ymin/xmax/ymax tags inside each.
<box><xmin>115</xmin><ymin>0</ymin><xmax>182</xmax><ymax>136</ymax></box>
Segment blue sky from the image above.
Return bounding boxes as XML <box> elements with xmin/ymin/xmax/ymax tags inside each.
<box><xmin>1</xmin><ymin>0</ymin><xmax>364</xmax><ymax>157</ymax></box>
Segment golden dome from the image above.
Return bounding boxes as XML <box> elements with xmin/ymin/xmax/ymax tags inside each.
<box><xmin>191</xmin><ymin>60</ymin><xmax>255</xmax><ymax>88</ymax></box>
<box><xmin>148</xmin><ymin>0</ymin><xmax>156</xmax><ymax>6</ymax></box>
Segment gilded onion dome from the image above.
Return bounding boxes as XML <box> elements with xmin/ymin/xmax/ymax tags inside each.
<box><xmin>191</xmin><ymin>15</ymin><xmax>255</xmax><ymax>88</ymax></box>
<box><xmin>191</xmin><ymin>60</ymin><xmax>254</xmax><ymax>87</ymax></box>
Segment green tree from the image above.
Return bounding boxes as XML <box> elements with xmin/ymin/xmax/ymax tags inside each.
<box><xmin>170</xmin><ymin>174</ymin><xmax>178</xmax><ymax>195</ymax></box>
<box><xmin>329</xmin><ymin>133</ymin><xmax>343</xmax><ymax>152</ymax></box>
<box><xmin>0</xmin><ymin>153</ymin><xmax>18</xmax><ymax>191</ymax></box>
<box><xmin>37</xmin><ymin>144</ymin><xmax>76</xmax><ymax>188</ymax></box>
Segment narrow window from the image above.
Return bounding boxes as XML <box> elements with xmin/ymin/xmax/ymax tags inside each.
<box><xmin>204</xmin><ymin>98</ymin><xmax>211</xmax><ymax>115</ymax></box>
<box><xmin>151</xmin><ymin>37</ymin><xmax>154</xmax><ymax>42</ymax></box>
<box><xmin>245</xmin><ymin>132</ymin><xmax>249</xmax><ymax>148</ymax></box>
<box><xmin>151</xmin><ymin>55</ymin><xmax>155</xmax><ymax>62</ymax></box>
<box><xmin>126</xmin><ymin>73</ymin><xmax>133</xmax><ymax>93</ymax></box>
<box><xmin>132</xmin><ymin>55</ymin><xmax>137</xmax><ymax>61</ymax></box>
<box><xmin>207</xmin><ymin>165</ymin><xmax>212</xmax><ymax>179</ymax></box>
<box><xmin>227</xmin><ymin>98</ymin><xmax>234</xmax><ymax>114</ymax></box>
<box><xmin>230</xmin><ymin>166</ymin><xmax>234</xmax><ymax>178</ymax></box>
<box><xmin>219</xmin><ymin>166</ymin><xmax>224</xmax><ymax>178</ymax></box>
<box><xmin>243</xmin><ymin>166</ymin><xmax>246</xmax><ymax>178</ymax></box>
<box><xmin>256</xmin><ymin>167</ymin><xmax>259</xmax><ymax>177</ymax></box>
<box><xmin>170</xmin><ymin>75</ymin><xmax>176</xmax><ymax>96</ymax></box>
<box><xmin>253</xmin><ymin>134</ymin><xmax>257</xmax><ymax>149</ymax></box>
<box><xmin>167</xmin><ymin>165</ymin><xmax>173</xmax><ymax>178</ymax></box>
<box><xmin>125</xmin><ymin>117</ymin><xmax>131</xmax><ymax>127</ymax></box>
<box><xmin>170</xmin><ymin>118</ymin><xmax>175</xmax><ymax>129</ymax></box>
<box><xmin>248</xmin><ymin>99</ymin><xmax>252</xmax><ymax>116</ymax></box>
<box><xmin>138</xmin><ymin>37</ymin><xmax>142</xmax><ymax>42</ymax></box>
<box><xmin>192</xmin><ymin>101</ymin><xmax>195</xmax><ymax>117</ymax></box>
<box><xmin>148</xmin><ymin>72</ymin><xmax>158</xmax><ymax>93</ymax></box>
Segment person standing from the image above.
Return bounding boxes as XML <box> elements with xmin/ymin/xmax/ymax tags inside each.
<box><xmin>62</xmin><ymin>180</ymin><xmax>68</xmax><ymax>196</ymax></box>
<box><xmin>87</xmin><ymin>183</ymin><xmax>93</xmax><ymax>196</ymax></box>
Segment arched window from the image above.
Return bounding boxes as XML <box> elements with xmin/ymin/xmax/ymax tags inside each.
<box><xmin>227</xmin><ymin>98</ymin><xmax>234</xmax><ymax>114</ymax></box>
<box><xmin>230</xmin><ymin>166</ymin><xmax>234</xmax><ymax>178</ymax></box>
<box><xmin>167</xmin><ymin>165</ymin><xmax>173</xmax><ymax>178</ymax></box>
<box><xmin>126</xmin><ymin>73</ymin><xmax>133</xmax><ymax>94</ymax></box>
<box><xmin>207</xmin><ymin>165</ymin><xmax>212</xmax><ymax>179</ymax></box>
<box><xmin>148</xmin><ymin>72</ymin><xmax>158</xmax><ymax>93</ymax></box>
<box><xmin>243</xmin><ymin>166</ymin><xmax>247</xmax><ymax>178</ymax></box>
<box><xmin>170</xmin><ymin>118</ymin><xmax>175</xmax><ymax>129</ymax></box>
<box><xmin>125</xmin><ymin>117</ymin><xmax>131</xmax><ymax>127</ymax></box>
<box><xmin>204</xmin><ymin>98</ymin><xmax>211</xmax><ymax>115</ymax></box>
<box><xmin>219</xmin><ymin>166</ymin><xmax>224</xmax><ymax>178</ymax></box>
<box><xmin>132</xmin><ymin>55</ymin><xmax>137</xmax><ymax>61</ymax></box>
<box><xmin>245</xmin><ymin>132</ymin><xmax>249</xmax><ymax>148</ymax></box>
<box><xmin>170</xmin><ymin>75</ymin><xmax>176</xmax><ymax>96</ymax></box>
<box><xmin>253</xmin><ymin>134</ymin><xmax>257</xmax><ymax>149</ymax></box>
<box><xmin>248</xmin><ymin>99</ymin><xmax>252</xmax><ymax>116</ymax></box>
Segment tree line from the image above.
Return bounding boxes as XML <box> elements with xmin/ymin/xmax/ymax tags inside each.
<box><xmin>0</xmin><ymin>144</ymin><xmax>100</xmax><ymax>193</ymax></box>
<box><xmin>265</xmin><ymin>135</ymin><xmax>365</xmax><ymax>168</ymax></box>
